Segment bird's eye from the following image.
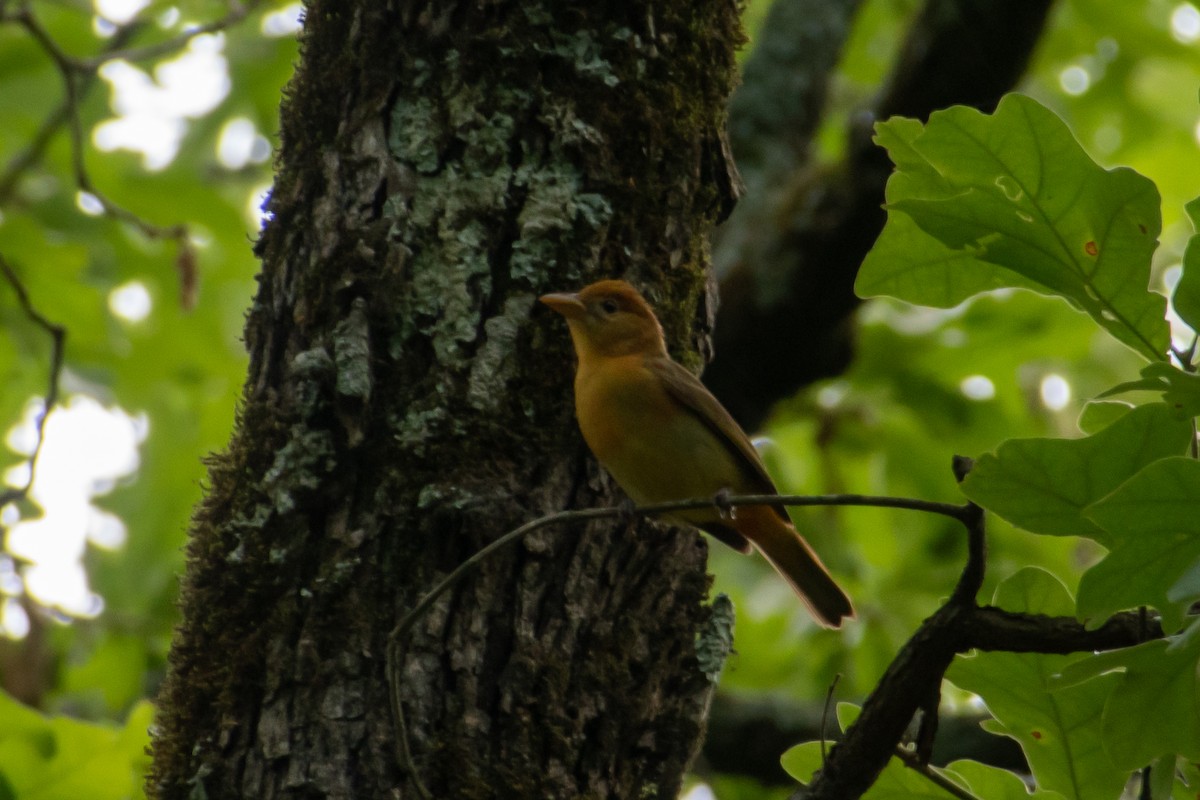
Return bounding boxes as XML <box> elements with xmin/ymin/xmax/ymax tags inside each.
<box><xmin>600</xmin><ymin>298</ymin><xmax>619</xmax><ymax>315</ymax></box>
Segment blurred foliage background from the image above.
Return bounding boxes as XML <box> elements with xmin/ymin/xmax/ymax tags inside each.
<box><xmin>0</xmin><ymin>0</ymin><xmax>1197</xmax><ymax>798</ymax></box>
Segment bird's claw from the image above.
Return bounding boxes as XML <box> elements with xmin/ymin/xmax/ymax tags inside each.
<box><xmin>616</xmin><ymin>496</ymin><xmax>638</xmax><ymax>527</ymax></box>
<box><xmin>713</xmin><ymin>488</ymin><xmax>737</xmax><ymax>520</ymax></box>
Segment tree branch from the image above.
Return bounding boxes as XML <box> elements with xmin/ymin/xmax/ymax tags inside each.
<box><xmin>387</xmin><ymin>477</ymin><xmax>1160</xmax><ymax>800</ymax></box>
<box><xmin>965</xmin><ymin>605</ymin><xmax>1164</xmax><ymax>653</ymax></box>
<box><xmin>795</xmin><ymin>457</ymin><xmax>1162</xmax><ymax>800</ymax></box>
<box><xmin>0</xmin><ymin>1</ymin><xmax>266</xmax><ymax>308</ymax></box>
<box><xmin>699</xmin><ymin>692</ymin><xmax>1026</xmax><ymax>786</ymax></box>
<box><xmin>794</xmin><ymin>608</ymin><xmax>1162</xmax><ymax>799</ymax></box>
<box><xmin>893</xmin><ymin>746</ymin><xmax>982</xmax><ymax>800</ymax></box>
<box><xmin>77</xmin><ymin>1</ymin><xmax>263</xmax><ymax>71</ymax></box>
<box><xmin>707</xmin><ymin>0</ymin><xmax>1057</xmax><ymax>429</ymax></box>
<box><xmin>388</xmin><ymin>490</ymin><xmax>972</xmax><ymax>786</ymax></box>
<box><xmin>0</xmin><ymin>18</ymin><xmax>141</xmax><ymax>205</ymax></box>
<box><xmin>0</xmin><ymin>254</ymin><xmax>65</xmax><ymax>507</ymax></box>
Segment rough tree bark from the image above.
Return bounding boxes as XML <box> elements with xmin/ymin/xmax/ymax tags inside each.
<box><xmin>149</xmin><ymin>1</ymin><xmax>743</xmax><ymax>798</ymax></box>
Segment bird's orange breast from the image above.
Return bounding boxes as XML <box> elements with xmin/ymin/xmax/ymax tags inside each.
<box><xmin>574</xmin><ymin>354</ymin><xmax>746</xmax><ymax>516</ymax></box>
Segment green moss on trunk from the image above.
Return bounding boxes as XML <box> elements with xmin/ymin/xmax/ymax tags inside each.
<box><xmin>150</xmin><ymin>2</ymin><xmax>743</xmax><ymax>797</ymax></box>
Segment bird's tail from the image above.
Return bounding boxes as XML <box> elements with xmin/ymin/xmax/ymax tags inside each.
<box><xmin>740</xmin><ymin>506</ymin><xmax>854</xmax><ymax>628</ymax></box>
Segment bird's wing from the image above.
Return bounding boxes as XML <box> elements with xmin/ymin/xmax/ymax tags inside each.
<box><xmin>647</xmin><ymin>355</ymin><xmax>791</xmax><ymax>525</ymax></box>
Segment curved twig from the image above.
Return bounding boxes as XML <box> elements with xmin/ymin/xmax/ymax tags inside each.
<box><xmin>78</xmin><ymin>1</ymin><xmax>264</xmax><ymax>71</ymax></box>
<box><xmin>0</xmin><ymin>255</ymin><xmax>65</xmax><ymax>506</ymax></box>
<box><xmin>0</xmin><ymin>1</ymin><xmax>266</xmax><ymax>306</ymax></box>
<box><xmin>387</xmin><ymin>489</ymin><xmax>973</xmax><ymax>790</ymax></box>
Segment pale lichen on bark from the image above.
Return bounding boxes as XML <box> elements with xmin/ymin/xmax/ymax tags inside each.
<box><xmin>151</xmin><ymin>2</ymin><xmax>744</xmax><ymax>797</ymax></box>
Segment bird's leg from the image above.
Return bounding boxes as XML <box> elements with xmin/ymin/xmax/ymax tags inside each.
<box><xmin>712</xmin><ymin>487</ymin><xmax>737</xmax><ymax>520</ymax></box>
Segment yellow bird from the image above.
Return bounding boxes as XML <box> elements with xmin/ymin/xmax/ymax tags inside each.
<box><xmin>541</xmin><ymin>279</ymin><xmax>853</xmax><ymax>628</ymax></box>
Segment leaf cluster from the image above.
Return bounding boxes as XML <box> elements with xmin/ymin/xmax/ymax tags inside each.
<box><xmin>777</xmin><ymin>93</ymin><xmax>1200</xmax><ymax>799</ymax></box>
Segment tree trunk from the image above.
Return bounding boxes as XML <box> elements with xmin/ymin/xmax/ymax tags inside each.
<box><xmin>149</xmin><ymin>1</ymin><xmax>743</xmax><ymax>797</ymax></box>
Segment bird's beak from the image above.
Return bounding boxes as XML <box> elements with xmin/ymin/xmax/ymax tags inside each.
<box><xmin>539</xmin><ymin>292</ymin><xmax>586</xmax><ymax>319</ymax></box>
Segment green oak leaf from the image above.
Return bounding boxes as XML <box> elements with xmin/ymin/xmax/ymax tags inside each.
<box><xmin>960</xmin><ymin>403</ymin><xmax>1193</xmax><ymax>542</ymax></box>
<box><xmin>1075</xmin><ymin>401</ymin><xmax>1133</xmax><ymax>435</ymax></box>
<box><xmin>859</xmin><ymin>93</ymin><xmax>1167</xmax><ymax>361</ymax></box>
<box><xmin>1098</xmin><ymin>361</ymin><xmax>1200</xmax><ymax>417</ymax></box>
<box><xmin>1171</xmin><ymin>195</ymin><xmax>1200</xmax><ymax>335</ymax></box>
<box><xmin>0</xmin><ymin>691</ymin><xmax>151</xmax><ymax>800</ymax></box>
<box><xmin>857</xmin><ymin>196</ymin><xmax>1043</xmax><ymax>307</ymax></box>
<box><xmin>1054</xmin><ymin>635</ymin><xmax>1200</xmax><ymax>770</ymax></box>
<box><xmin>943</xmin><ymin>760</ymin><xmax>1065</xmax><ymax>800</ymax></box>
<box><xmin>947</xmin><ymin>569</ymin><xmax>1129</xmax><ymax>800</ymax></box>
<box><xmin>1079</xmin><ymin>456</ymin><xmax>1200</xmax><ymax>631</ymax></box>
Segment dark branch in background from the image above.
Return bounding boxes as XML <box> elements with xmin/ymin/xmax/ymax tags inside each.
<box><xmin>76</xmin><ymin>2</ymin><xmax>260</xmax><ymax>71</ymax></box>
<box><xmin>796</xmin><ymin>459</ymin><xmax>986</xmax><ymax>798</ymax></box>
<box><xmin>0</xmin><ymin>1</ymin><xmax>264</xmax><ymax>309</ymax></box>
<box><xmin>699</xmin><ymin>693</ymin><xmax>1026</xmax><ymax>786</ymax></box>
<box><xmin>794</xmin><ymin>458</ymin><xmax>1162</xmax><ymax>800</ymax></box>
<box><xmin>707</xmin><ymin>0</ymin><xmax>1057</xmax><ymax>429</ymax></box>
<box><xmin>0</xmin><ymin>255</ymin><xmax>65</xmax><ymax>507</ymax></box>
<box><xmin>0</xmin><ymin>18</ymin><xmax>142</xmax><ymax>204</ymax></box>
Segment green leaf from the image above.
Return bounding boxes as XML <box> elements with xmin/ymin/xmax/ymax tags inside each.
<box><xmin>1100</xmin><ymin>638</ymin><xmax>1200</xmax><ymax>769</ymax></box>
<box><xmin>942</xmin><ymin>760</ymin><xmax>1065</xmax><ymax>800</ymax></box>
<box><xmin>781</xmin><ymin>703</ymin><xmax>972</xmax><ymax>797</ymax></box>
<box><xmin>856</xmin><ymin>212</ymin><xmax>1043</xmax><ymax>308</ymax></box>
<box><xmin>1075</xmin><ymin>401</ymin><xmax>1133</xmax><ymax>435</ymax></box>
<box><xmin>1078</xmin><ymin>456</ymin><xmax>1200</xmax><ymax>631</ymax></box>
<box><xmin>1173</xmin><ymin>759</ymin><xmax>1200</xmax><ymax>800</ymax></box>
<box><xmin>993</xmin><ymin>566</ymin><xmax>1076</xmax><ymax>616</ymax></box>
<box><xmin>778</xmin><ymin>705</ymin><xmax>864</xmax><ymax>785</ymax></box>
<box><xmin>960</xmin><ymin>403</ymin><xmax>1192</xmax><ymax>541</ymax></box>
<box><xmin>1056</xmin><ymin>636</ymin><xmax>1200</xmax><ymax>770</ymax></box>
<box><xmin>781</xmin><ymin>740</ymin><xmax>964</xmax><ymax>798</ymax></box>
<box><xmin>1171</xmin><ymin>195</ymin><xmax>1200</xmax><ymax>335</ymax></box>
<box><xmin>779</xmin><ymin>741</ymin><xmax>822</xmax><ymax>786</ymax></box>
<box><xmin>858</xmin><ymin>115</ymin><xmax>1041</xmax><ymax>307</ymax></box>
<box><xmin>1168</xmin><ymin>555</ymin><xmax>1200</xmax><ymax>607</ymax></box>
<box><xmin>836</xmin><ymin>701</ymin><xmax>862</xmax><ymax>730</ymax></box>
<box><xmin>947</xmin><ymin>569</ymin><xmax>1129</xmax><ymax>800</ymax></box>
<box><xmin>0</xmin><ymin>691</ymin><xmax>151</xmax><ymax>800</ymax></box>
<box><xmin>861</xmin><ymin>94</ymin><xmax>1168</xmax><ymax>360</ymax></box>
<box><xmin>1097</xmin><ymin>362</ymin><xmax>1200</xmax><ymax>416</ymax></box>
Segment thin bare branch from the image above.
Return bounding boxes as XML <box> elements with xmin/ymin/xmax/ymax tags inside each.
<box><xmin>0</xmin><ymin>23</ymin><xmax>141</xmax><ymax>206</ymax></box>
<box><xmin>392</xmin><ymin>490</ymin><xmax>971</xmax><ymax>645</ymax></box>
<box><xmin>78</xmin><ymin>1</ymin><xmax>264</xmax><ymax>71</ymax></box>
<box><xmin>0</xmin><ymin>0</ymin><xmax>267</xmax><ymax>305</ymax></box>
<box><xmin>820</xmin><ymin>673</ymin><xmax>841</xmax><ymax>762</ymax></box>
<box><xmin>388</xmin><ymin>489</ymin><xmax>973</xmax><ymax>789</ymax></box>
<box><xmin>0</xmin><ymin>254</ymin><xmax>66</xmax><ymax>507</ymax></box>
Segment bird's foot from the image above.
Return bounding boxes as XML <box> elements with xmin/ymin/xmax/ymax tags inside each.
<box><xmin>616</xmin><ymin>496</ymin><xmax>639</xmax><ymax>528</ymax></box>
<box><xmin>712</xmin><ymin>488</ymin><xmax>737</xmax><ymax>520</ymax></box>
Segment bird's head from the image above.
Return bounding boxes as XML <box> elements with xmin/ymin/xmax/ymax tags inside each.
<box><xmin>540</xmin><ymin>279</ymin><xmax>667</xmax><ymax>358</ymax></box>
